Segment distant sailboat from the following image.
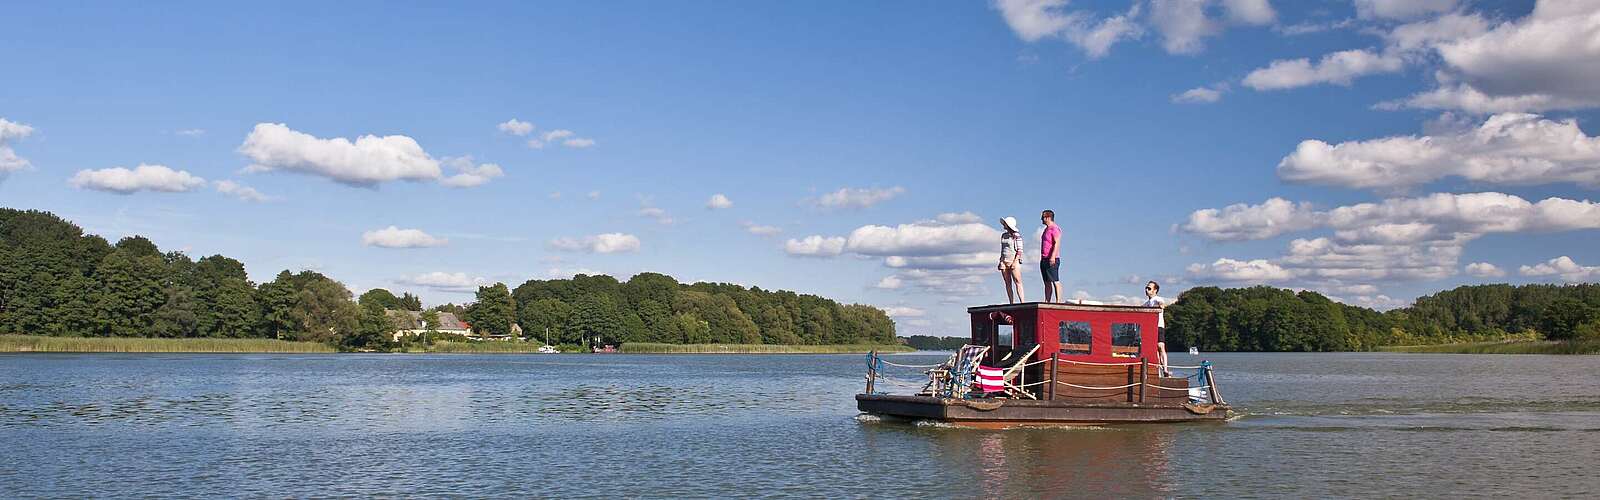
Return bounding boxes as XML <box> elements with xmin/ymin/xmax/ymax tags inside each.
<box><xmin>538</xmin><ymin>327</ymin><xmax>559</xmax><ymax>354</ymax></box>
<box><xmin>1188</xmin><ymin>346</ymin><xmax>1200</xmax><ymax>355</ymax></box>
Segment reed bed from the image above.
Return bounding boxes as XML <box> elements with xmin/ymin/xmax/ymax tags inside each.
<box><xmin>1378</xmin><ymin>339</ymin><xmax>1600</xmax><ymax>355</ymax></box>
<box><xmin>0</xmin><ymin>335</ymin><xmax>335</xmax><ymax>353</ymax></box>
<box><xmin>619</xmin><ymin>342</ymin><xmax>914</xmax><ymax>354</ymax></box>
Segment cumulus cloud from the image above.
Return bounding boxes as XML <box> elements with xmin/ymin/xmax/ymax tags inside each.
<box><xmin>543</xmin><ymin>130</ymin><xmax>574</xmax><ymax>142</ymax></box>
<box><xmin>0</xmin><ymin>118</ymin><xmax>36</xmax><ymax>173</ymax></box>
<box><xmin>881</xmin><ymin>306</ymin><xmax>926</xmax><ymax>318</ymax></box>
<box><xmin>991</xmin><ymin>0</ymin><xmax>1145</xmax><ymax>58</ymax></box>
<box><xmin>935</xmin><ymin>212</ymin><xmax>985</xmax><ymax>224</ymax></box>
<box><xmin>1186</xmin><ymin>258</ymin><xmax>1296</xmax><ymax>281</ymax></box>
<box><xmin>1354</xmin><ymin>0</ymin><xmax>1458</xmax><ymax>20</ymax></box>
<box><xmin>846</xmin><ymin>220</ymin><xmax>995</xmax><ymax>257</ymax></box>
<box><xmin>1519</xmin><ymin>256</ymin><xmax>1600</xmax><ymax>282</ymax></box>
<box><xmin>397</xmin><ymin>272</ymin><xmax>489</xmax><ymax>292</ymax></box>
<box><xmin>1181</xmin><ymin>197</ymin><xmax>1322</xmax><ymax>241</ymax></box>
<box><xmin>742</xmin><ymin>222</ymin><xmax>782</xmax><ymax>236</ymax></box>
<box><xmin>1221</xmin><ymin>0</ymin><xmax>1275</xmax><ymax>25</ymax></box>
<box><xmin>815</xmin><ymin>186</ymin><xmax>906</xmax><ymax>210</ymax></box>
<box><xmin>885</xmin><ymin>253</ymin><xmax>994</xmax><ymax>270</ymax></box>
<box><xmin>1386</xmin><ymin>1</ymin><xmax>1600</xmax><ymax>112</ymax></box>
<box><xmin>68</xmin><ymin>164</ymin><xmax>207</xmax><ymax>194</ymax></box>
<box><xmin>784</xmin><ymin>235</ymin><xmax>846</xmax><ymax>257</ymax></box>
<box><xmin>873</xmin><ymin>275</ymin><xmax>904</xmax><ymax>290</ymax></box>
<box><xmin>438</xmin><ymin>156</ymin><xmax>505</xmax><ymax>188</ymax></box>
<box><xmin>498</xmin><ymin>119</ymin><xmax>534</xmax><ymax>136</ymax></box>
<box><xmin>1243</xmin><ymin>49</ymin><xmax>1404</xmax><ymax>90</ymax></box>
<box><xmin>1171</xmin><ymin>85</ymin><xmax>1224</xmax><ymax>103</ymax></box>
<box><xmin>637</xmin><ymin>206</ymin><xmax>674</xmax><ymax>225</ymax></box>
<box><xmin>362</xmin><ymin>226</ymin><xmax>448</xmax><ymax>248</ymax></box>
<box><xmin>548</xmin><ymin>233</ymin><xmax>641</xmax><ymax>254</ymax></box>
<box><xmin>1278</xmin><ymin>113</ymin><xmax>1600</xmax><ymax>190</ymax></box>
<box><xmin>563</xmin><ymin>137</ymin><xmax>596</xmax><ymax>148</ymax></box>
<box><xmin>1149</xmin><ymin>0</ymin><xmax>1220</xmax><ymax>54</ymax></box>
<box><xmin>239</xmin><ymin>123</ymin><xmax>443</xmax><ymax>186</ymax></box>
<box><xmin>1465</xmin><ymin>262</ymin><xmax>1507</xmax><ymax>278</ymax></box>
<box><xmin>706</xmin><ymin>193</ymin><xmax>733</xmax><ymax>209</ymax></box>
<box><xmin>214</xmin><ymin>180</ymin><xmax>272</xmax><ymax>202</ymax></box>
<box><xmin>878</xmin><ymin>269</ymin><xmax>990</xmax><ymax>296</ymax></box>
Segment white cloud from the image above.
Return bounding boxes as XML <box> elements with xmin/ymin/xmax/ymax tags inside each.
<box><xmin>238</xmin><ymin>123</ymin><xmax>445</xmax><ymax>186</ymax></box>
<box><xmin>991</xmin><ymin>0</ymin><xmax>1145</xmax><ymax>58</ymax></box>
<box><xmin>542</xmin><ymin>129</ymin><xmax>574</xmax><ymax>142</ymax></box>
<box><xmin>1186</xmin><ymin>258</ymin><xmax>1296</xmax><ymax>282</ymax></box>
<box><xmin>1347</xmin><ymin>294</ymin><xmax>1412</xmax><ymax>310</ymax></box>
<box><xmin>935</xmin><ymin>212</ymin><xmax>984</xmax><ymax>224</ymax></box>
<box><xmin>816</xmin><ymin>186</ymin><xmax>906</xmax><ymax>210</ymax></box>
<box><xmin>742</xmin><ymin>222</ymin><xmax>782</xmax><ymax>236</ymax></box>
<box><xmin>545</xmin><ymin>267</ymin><xmax>602</xmax><ymax>279</ymax></box>
<box><xmin>548</xmin><ymin>233</ymin><xmax>641</xmax><ymax>254</ymax></box>
<box><xmin>1465</xmin><ymin>262</ymin><xmax>1507</xmax><ymax>278</ymax></box>
<box><xmin>846</xmin><ymin>221</ymin><xmax>995</xmax><ymax>258</ymax></box>
<box><xmin>1068</xmin><ymin>290</ymin><xmax>1145</xmax><ymax>306</ymax></box>
<box><xmin>586</xmin><ymin>190</ymin><xmax>601</xmax><ymax>200</ymax></box>
<box><xmin>884</xmin><ymin>252</ymin><xmax>994</xmax><ymax>270</ymax></box>
<box><xmin>1384</xmin><ymin>12</ymin><xmax>1489</xmax><ymax>52</ymax></box>
<box><xmin>214</xmin><ymin>180</ymin><xmax>272</xmax><ymax>202</ymax></box>
<box><xmin>175</xmin><ymin>129</ymin><xmax>206</xmax><ymax>137</ymax></box>
<box><xmin>438</xmin><ymin>156</ymin><xmax>505</xmax><ymax>188</ymax></box>
<box><xmin>1274</xmin><ymin>19</ymin><xmax>1355</xmax><ymax>36</ymax></box>
<box><xmin>1150</xmin><ymin>0</ymin><xmax>1220</xmax><ymax>55</ymax></box>
<box><xmin>398</xmin><ymin>272</ymin><xmax>489</xmax><ymax>292</ymax></box>
<box><xmin>563</xmin><ymin>138</ymin><xmax>596</xmax><ymax>148</ymax></box>
<box><xmin>1519</xmin><ymin>256</ymin><xmax>1600</xmax><ymax>282</ymax></box>
<box><xmin>526</xmin><ymin>139</ymin><xmax>545</xmax><ymax>149</ymax></box>
<box><xmin>362</xmin><ymin>226</ymin><xmax>449</xmax><ymax>249</ymax></box>
<box><xmin>873</xmin><ymin>275</ymin><xmax>904</xmax><ymax>290</ymax></box>
<box><xmin>1171</xmin><ymin>85</ymin><xmax>1223</xmax><ymax>103</ymax></box>
<box><xmin>706</xmin><ymin>193</ymin><xmax>733</xmax><ymax>209</ymax></box>
<box><xmin>1387</xmin><ymin>1</ymin><xmax>1600</xmax><ymax>112</ymax></box>
<box><xmin>1221</xmin><ymin>0</ymin><xmax>1275</xmax><ymax>25</ymax></box>
<box><xmin>637</xmin><ymin>206</ymin><xmax>674</xmax><ymax>225</ymax></box>
<box><xmin>1182</xmin><ymin>197</ymin><xmax>1322</xmax><ymax>241</ymax></box>
<box><xmin>69</xmin><ymin>164</ymin><xmax>207</xmax><ymax>194</ymax></box>
<box><xmin>1278</xmin><ymin>113</ymin><xmax>1600</xmax><ymax>190</ymax></box>
<box><xmin>498</xmin><ymin>119</ymin><xmax>534</xmax><ymax>136</ymax></box>
<box><xmin>1243</xmin><ymin>49</ymin><xmax>1404</xmax><ymax>90</ymax></box>
<box><xmin>1354</xmin><ymin>0</ymin><xmax>1458</xmax><ymax>21</ymax></box>
<box><xmin>0</xmin><ymin>117</ymin><xmax>36</xmax><ymax>173</ymax></box>
<box><xmin>881</xmin><ymin>306</ymin><xmax>926</xmax><ymax>318</ymax></box>
<box><xmin>784</xmin><ymin>235</ymin><xmax>847</xmax><ymax>257</ymax></box>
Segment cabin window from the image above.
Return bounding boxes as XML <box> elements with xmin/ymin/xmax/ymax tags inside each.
<box><xmin>1058</xmin><ymin>321</ymin><xmax>1092</xmax><ymax>355</ymax></box>
<box><xmin>997</xmin><ymin>324</ymin><xmax>1014</xmax><ymax>347</ymax></box>
<box><xmin>1111</xmin><ymin>323</ymin><xmax>1141</xmax><ymax>357</ymax></box>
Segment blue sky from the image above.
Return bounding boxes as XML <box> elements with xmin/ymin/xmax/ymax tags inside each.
<box><xmin>3</xmin><ymin>0</ymin><xmax>1598</xmax><ymax>336</ymax></box>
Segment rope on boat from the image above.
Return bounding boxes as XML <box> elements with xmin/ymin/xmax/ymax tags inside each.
<box><xmin>1144</xmin><ymin>383</ymin><xmax>1195</xmax><ymax>392</ymax></box>
<box><xmin>876</xmin><ymin>359</ymin><xmax>944</xmax><ymax>369</ymax></box>
<box><xmin>1056</xmin><ymin>383</ymin><xmax>1145</xmax><ymax>391</ymax></box>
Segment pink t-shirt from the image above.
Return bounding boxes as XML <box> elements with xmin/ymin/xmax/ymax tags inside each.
<box><xmin>1041</xmin><ymin>224</ymin><xmax>1060</xmax><ymax>259</ymax></box>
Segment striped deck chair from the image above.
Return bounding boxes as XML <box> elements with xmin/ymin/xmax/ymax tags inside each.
<box><xmin>973</xmin><ymin>344</ymin><xmax>1041</xmax><ymax>399</ymax></box>
<box><xmin>921</xmin><ymin>344</ymin><xmax>990</xmax><ymax>398</ymax></box>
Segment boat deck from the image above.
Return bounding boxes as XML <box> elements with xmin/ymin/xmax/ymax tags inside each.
<box><xmin>857</xmin><ymin>394</ymin><xmax>1229</xmax><ymax>427</ymax></box>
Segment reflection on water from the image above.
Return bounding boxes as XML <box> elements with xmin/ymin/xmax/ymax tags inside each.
<box><xmin>2</xmin><ymin>352</ymin><xmax>1598</xmax><ymax>498</ymax></box>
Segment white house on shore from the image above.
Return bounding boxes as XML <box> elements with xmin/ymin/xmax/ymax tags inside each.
<box><xmin>386</xmin><ymin>310</ymin><xmax>520</xmax><ymax>342</ymax></box>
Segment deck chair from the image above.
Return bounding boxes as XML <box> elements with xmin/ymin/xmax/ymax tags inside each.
<box><xmin>921</xmin><ymin>344</ymin><xmax>990</xmax><ymax>398</ymax></box>
<box><xmin>973</xmin><ymin>344</ymin><xmax>1041</xmax><ymax>399</ymax></box>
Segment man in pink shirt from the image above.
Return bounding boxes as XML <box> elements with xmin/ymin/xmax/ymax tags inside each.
<box><xmin>1039</xmin><ymin>210</ymin><xmax>1062</xmax><ymax>303</ymax></box>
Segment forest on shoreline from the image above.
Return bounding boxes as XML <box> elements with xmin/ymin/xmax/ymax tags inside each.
<box><xmin>0</xmin><ymin>208</ymin><xmax>896</xmax><ymax>351</ymax></box>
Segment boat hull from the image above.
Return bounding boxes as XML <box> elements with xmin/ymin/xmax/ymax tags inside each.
<box><xmin>856</xmin><ymin>394</ymin><xmax>1229</xmax><ymax>428</ymax></box>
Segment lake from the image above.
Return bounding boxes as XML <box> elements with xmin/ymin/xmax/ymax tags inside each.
<box><xmin>2</xmin><ymin>352</ymin><xmax>1597</xmax><ymax>498</ymax></box>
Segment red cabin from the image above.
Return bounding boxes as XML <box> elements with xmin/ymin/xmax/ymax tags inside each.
<box><xmin>969</xmin><ymin>302</ymin><xmax>1166</xmax><ymax>400</ymax></box>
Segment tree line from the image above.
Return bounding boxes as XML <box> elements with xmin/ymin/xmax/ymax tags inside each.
<box><xmin>0</xmin><ymin>208</ymin><xmax>896</xmax><ymax>348</ymax></box>
<box><xmin>1165</xmin><ymin>284</ymin><xmax>1600</xmax><ymax>352</ymax></box>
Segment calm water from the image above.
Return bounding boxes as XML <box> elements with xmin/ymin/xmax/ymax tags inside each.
<box><xmin>2</xmin><ymin>352</ymin><xmax>1597</xmax><ymax>498</ymax></box>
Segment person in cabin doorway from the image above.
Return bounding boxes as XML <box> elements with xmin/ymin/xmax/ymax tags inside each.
<box><xmin>1143</xmin><ymin>280</ymin><xmax>1171</xmax><ymax>376</ymax></box>
<box><xmin>997</xmin><ymin>216</ymin><xmax>1025</xmax><ymax>304</ymax></box>
<box><xmin>1039</xmin><ymin>210</ymin><xmax>1062</xmax><ymax>303</ymax></box>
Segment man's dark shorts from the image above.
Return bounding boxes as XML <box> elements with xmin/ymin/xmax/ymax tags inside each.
<box><xmin>1040</xmin><ymin>259</ymin><xmax>1060</xmax><ymax>282</ymax></box>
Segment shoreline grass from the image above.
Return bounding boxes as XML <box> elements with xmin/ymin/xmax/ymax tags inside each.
<box><xmin>1377</xmin><ymin>339</ymin><xmax>1600</xmax><ymax>354</ymax></box>
<box><xmin>0</xmin><ymin>335</ymin><xmax>335</xmax><ymax>353</ymax></box>
<box><xmin>618</xmin><ymin>342</ymin><xmax>913</xmax><ymax>354</ymax></box>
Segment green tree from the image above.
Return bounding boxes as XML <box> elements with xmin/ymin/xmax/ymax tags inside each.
<box><xmin>464</xmin><ymin>283</ymin><xmax>517</xmax><ymax>337</ymax></box>
<box><xmin>258</xmin><ymin>271</ymin><xmax>299</xmax><ymax>340</ymax></box>
<box><xmin>358</xmin><ymin>288</ymin><xmax>402</xmax><ymax>310</ymax></box>
<box><xmin>1539</xmin><ymin>298</ymin><xmax>1598</xmax><ymax>340</ymax></box>
<box><xmin>91</xmin><ymin>248</ymin><xmax>168</xmax><ymax>337</ymax></box>
<box><xmin>150</xmin><ymin>285</ymin><xmax>200</xmax><ymax>338</ymax></box>
<box><xmin>570</xmin><ymin>294</ymin><xmax>624</xmax><ymax>345</ymax></box>
<box><xmin>194</xmin><ymin>255</ymin><xmax>259</xmax><ymax>338</ymax></box>
<box><xmin>397</xmin><ymin>292</ymin><xmax>423</xmax><ymax>311</ymax></box>
<box><xmin>348</xmin><ymin>301</ymin><xmax>397</xmax><ymax>349</ymax></box>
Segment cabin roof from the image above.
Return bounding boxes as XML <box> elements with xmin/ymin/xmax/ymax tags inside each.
<box><xmin>966</xmin><ymin>302</ymin><xmax>1160</xmax><ymax>314</ymax></box>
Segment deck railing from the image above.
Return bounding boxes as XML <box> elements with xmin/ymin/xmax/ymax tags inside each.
<box><xmin>864</xmin><ymin>350</ymin><xmax>1225</xmax><ymax>405</ymax></box>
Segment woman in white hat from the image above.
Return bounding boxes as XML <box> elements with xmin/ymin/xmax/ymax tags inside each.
<box><xmin>998</xmin><ymin>216</ymin><xmax>1025</xmax><ymax>304</ymax></box>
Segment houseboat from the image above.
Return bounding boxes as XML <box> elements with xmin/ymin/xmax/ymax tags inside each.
<box><xmin>857</xmin><ymin>302</ymin><xmax>1230</xmax><ymax>427</ymax></box>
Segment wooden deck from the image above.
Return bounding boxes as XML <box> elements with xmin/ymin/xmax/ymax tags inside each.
<box><xmin>856</xmin><ymin>394</ymin><xmax>1229</xmax><ymax>427</ymax></box>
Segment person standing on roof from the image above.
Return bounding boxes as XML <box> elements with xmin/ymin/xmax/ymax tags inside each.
<box><xmin>997</xmin><ymin>216</ymin><xmax>1025</xmax><ymax>304</ymax></box>
<box><xmin>1143</xmin><ymin>280</ymin><xmax>1171</xmax><ymax>376</ymax></box>
<box><xmin>1039</xmin><ymin>210</ymin><xmax>1062</xmax><ymax>303</ymax></box>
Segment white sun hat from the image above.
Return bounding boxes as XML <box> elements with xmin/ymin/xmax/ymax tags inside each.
<box><xmin>1000</xmin><ymin>216</ymin><xmax>1019</xmax><ymax>233</ymax></box>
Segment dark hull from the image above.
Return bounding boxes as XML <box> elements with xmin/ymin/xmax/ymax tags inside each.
<box><xmin>856</xmin><ymin>394</ymin><xmax>1229</xmax><ymax>427</ymax></box>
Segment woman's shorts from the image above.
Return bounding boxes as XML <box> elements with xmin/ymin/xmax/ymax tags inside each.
<box><xmin>1039</xmin><ymin>260</ymin><xmax>1060</xmax><ymax>282</ymax></box>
